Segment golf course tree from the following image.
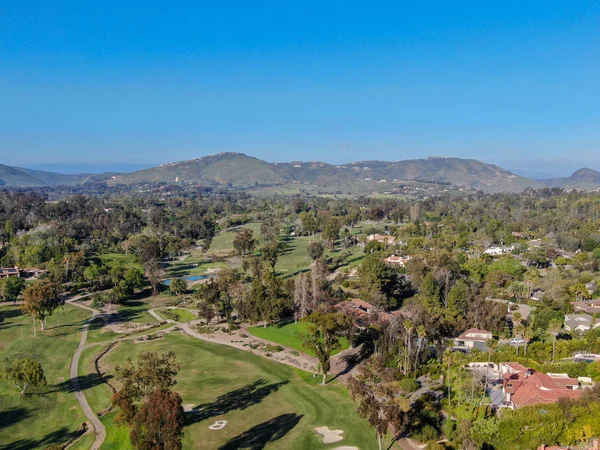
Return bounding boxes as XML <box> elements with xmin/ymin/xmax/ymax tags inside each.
<box><xmin>21</xmin><ymin>279</ymin><xmax>63</xmax><ymax>336</ymax></box>
<box><xmin>144</xmin><ymin>260</ymin><xmax>164</xmax><ymax>298</ymax></box>
<box><xmin>307</xmin><ymin>240</ymin><xmax>325</xmax><ymax>261</ymax></box>
<box><xmin>0</xmin><ymin>275</ymin><xmax>26</xmax><ymax>303</ymax></box>
<box><xmin>301</xmin><ymin>310</ymin><xmax>353</xmax><ymax>384</ymax></box>
<box><xmin>113</xmin><ymin>351</ymin><xmax>184</xmax><ymax>448</ymax></box>
<box><xmin>130</xmin><ymin>388</ymin><xmax>185</xmax><ymax>450</ymax></box>
<box><xmin>233</xmin><ymin>227</ymin><xmax>255</xmax><ymax>257</ymax></box>
<box><xmin>1</xmin><ymin>358</ymin><xmax>47</xmax><ymax>395</ymax></box>
<box><xmin>347</xmin><ymin>375</ymin><xmax>404</xmax><ymax>450</ymax></box>
<box><xmin>169</xmin><ymin>277</ymin><xmax>188</xmax><ymax>296</ymax></box>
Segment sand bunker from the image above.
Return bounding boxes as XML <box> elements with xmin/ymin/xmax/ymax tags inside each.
<box><xmin>314</xmin><ymin>426</ymin><xmax>344</xmax><ymax>444</ymax></box>
<box><xmin>208</xmin><ymin>420</ymin><xmax>227</xmax><ymax>430</ymax></box>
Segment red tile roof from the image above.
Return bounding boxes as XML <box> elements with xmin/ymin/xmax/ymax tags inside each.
<box><xmin>503</xmin><ymin>365</ymin><xmax>582</xmax><ymax>407</ymax></box>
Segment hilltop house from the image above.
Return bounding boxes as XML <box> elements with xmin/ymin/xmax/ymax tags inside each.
<box><xmin>564</xmin><ymin>313</ymin><xmax>599</xmax><ymax>333</ymax></box>
<box><xmin>500</xmin><ymin>362</ymin><xmax>582</xmax><ymax>409</ymax></box>
<box><xmin>383</xmin><ymin>255</ymin><xmax>411</xmax><ymax>267</ymax></box>
<box><xmin>574</xmin><ymin>299</ymin><xmax>600</xmax><ymax>314</ymax></box>
<box><xmin>453</xmin><ymin>328</ymin><xmax>493</xmax><ymax>352</ymax></box>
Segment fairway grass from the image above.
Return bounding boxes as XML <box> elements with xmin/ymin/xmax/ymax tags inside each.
<box><xmin>80</xmin><ymin>333</ymin><xmax>376</xmax><ymax>450</ymax></box>
<box><xmin>0</xmin><ymin>305</ymin><xmax>91</xmax><ymax>449</ymax></box>
<box><xmin>155</xmin><ymin>307</ymin><xmax>197</xmax><ymax>323</ymax></box>
<box><xmin>248</xmin><ymin>322</ymin><xmax>350</xmax><ymax>357</ymax></box>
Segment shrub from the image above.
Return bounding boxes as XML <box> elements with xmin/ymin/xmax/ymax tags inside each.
<box><xmin>398</xmin><ymin>378</ymin><xmax>420</xmax><ymax>393</ymax></box>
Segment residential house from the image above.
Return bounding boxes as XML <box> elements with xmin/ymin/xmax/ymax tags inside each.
<box><xmin>365</xmin><ymin>234</ymin><xmax>396</xmax><ymax>246</ymax></box>
<box><xmin>500</xmin><ymin>362</ymin><xmax>582</xmax><ymax>409</ymax></box>
<box><xmin>453</xmin><ymin>328</ymin><xmax>493</xmax><ymax>352</ymax></box>
<box><xmin>383</xmin><ymin>255</ymin><xmax>411</xmax><ymax>267</ymax></box>
<box><xmin>564</xmin><ymin>313</ymin><xmax>599</xmax><ymax>333</ymax></box>
<box><xmin>335</xmin><ymin>298</ymin><xmax>400</xmax><ymax>326</ymax></box>
<box><xmin>335</xmin><ymin>298</ymin><xmax>376</xmax><ymax>327</ymax></box>
<box><xmin>530</xmin><ymin>288</ymin><xmax>545</xmax><ymax>301</ymax></box>
<box><xmin>574</xmin><ymin>299</ymin><xmax>600</xmax><ymax>314</ymax></box>
<box><xmin>484</xmin><ymin>245</ymin><xmax>515</xmax><ymax>256</ymax></box>
<box><xmin>0</xmin><ymin>267</ymin><xmax>20</xmax><ymax>278</ymax></box>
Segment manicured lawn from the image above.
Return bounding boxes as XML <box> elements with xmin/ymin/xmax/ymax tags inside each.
<box><xmin>275</xmin><ymin>235</ymin><xmax>315</xmax><ymax>277</ymax></box>
<box><xmin>248</xmin><ymin>322</ymin><xmax>350</xmax><ymax>357</ymax></box>
<box><xmin>155</xmin><ymin>307</ymin><xmax>197</xmax><ymax>323</ymax></box>
<box><xmin>209</xmin><ymin>222</ymin><xmax>262</xmax><ymax>254</ymax></box>
<box><xmin>82</xmin><ymin>333</ymin><xmax>376</xmax><ymax>450</ymax></box>
<box><xmin>0</xmin><ymin>305</ymin><xmax>91</xmax><ymax>449</ymax></box>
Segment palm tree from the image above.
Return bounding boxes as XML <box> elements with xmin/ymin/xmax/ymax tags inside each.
<box><xmin>394</xmin><ymin>346</ymin><xmax>413</xmax><ymax>378</ymax></box>
<box><xmin>508</xmin><ymin>282</ymin><xmax>529</xmax><ymax>303</ymax></box>
<box><xmin>548</xmin><ymin>319</ymin><xmax>562</xmax><ymax>361</ymax></box>
<box><xmin>523</xmin><ymin>326</ymin><xmax>534</xmax><ymax>356</ymax></box>
<box><xmin>170</xmin><ymin>278</ymin><xmax>188</xmax><ymax>296</ymax></box>
<box><xmin>413</xmin><ymin>325</ymin><xmax>427</xmax><ymax>379</ymax></box>
<box><xmin>482</xmin><ymin>338</ymin><xmax>497</xmax><ymax>402</ymax></box>
<box><xmin>514</xmin><ymin>324</ymin><xmax>525</xmax><ymax>356</ymax></box>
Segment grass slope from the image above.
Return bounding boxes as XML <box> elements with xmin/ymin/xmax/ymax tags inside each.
<box><xmin>79</xmin><ymin>333</ymin><xmax>376</xmax><ymax>450</ymax></box>
<box><xmin>0</xmin><ymin>305</ymin><xmax>91</xmax><ymax>449</ymax></box>
<box><xmin>248</xmin><ymin>322</ymin><xmax>350</xmax><ymax>357</ymax></box>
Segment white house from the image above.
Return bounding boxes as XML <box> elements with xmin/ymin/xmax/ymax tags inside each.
<box><xmin>453</xmin><ymin>328</ymin><xmax>493</xmax><ymax>352</ymax></box>
<box><xmin>484</xmin><ymin>245</ymin><xmax>515</xmax><ymax>256</ymax></box>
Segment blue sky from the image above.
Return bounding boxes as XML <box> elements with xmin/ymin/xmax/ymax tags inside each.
<box><xmin>1</xmin><ymin>1</ymin><xmax>599</xmax><ymax>177</ymax></box>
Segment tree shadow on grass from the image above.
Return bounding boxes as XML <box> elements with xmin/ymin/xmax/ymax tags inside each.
<box><xmin>0</xmin><ymin>408</ymin><xmax>30</xmax><ymax>432</ymax></box>
<box><xmin>43</xmin><ymin>372</ymin><xmax>112</xmax><ymax>394</ymax></box>
<box><xmin>0</xmin><ymin>306</ymin><xmax>23</xmax><ymax>330</ymax></box>
<box><xmin>0</xmin><ymin>426</ymin><xmax>77</xmax><ymax>450</ymax></box>
<box><xmin>187</xmin><ymin>379</ymin><xmax>289</xmax><ymax>424</ymax></box>
<box><xmin>218</xmin><ymin>413</ymin><xmax>303</xmax><ymax>450</ymax></box>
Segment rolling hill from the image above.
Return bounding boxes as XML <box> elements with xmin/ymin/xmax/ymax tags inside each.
<box><xmin>0</xmin><ymin>163</ymin><xmax>47</xmax><ymax>187</ymax></box>
<box><xmin>1</xmin><ymin>153</ymin><xmax>599</xmax><ymax>193</ymax></box>
<box><xmin>111</xmin><ymin>154</ymin><xmax>541</xmax><ymax>193</ymax></box>
<box><xmin>539</xmin><ymin>168</ymin><xmax>600</xmax><ymax>190</ymax></box>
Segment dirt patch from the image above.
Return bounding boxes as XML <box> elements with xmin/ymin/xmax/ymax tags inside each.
<box><xmin>104</xmin><ymin>322</ymin><xmax>153</xmax><ymax>334</ymax></box>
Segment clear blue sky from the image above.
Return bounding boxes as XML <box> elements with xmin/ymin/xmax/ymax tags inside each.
<box><xmin>1</xmin><ymin>1</ymin><xmax>599</xmax><ymax>177</ymax></box>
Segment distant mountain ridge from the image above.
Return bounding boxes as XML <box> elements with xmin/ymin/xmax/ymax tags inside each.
<box><xmin>1</xmin><ymin>153</ymin><xmax>599</xmax><ymax>193</ymax></box>
<box><xmin>109</xmin><ymin>153</ymin><xmax>542</xmax><ymax>193</ymax></box>
<box><xmin>538</xmin><ymin>168</ymin><xmax>600</xmax><ymax>189</ymax></box>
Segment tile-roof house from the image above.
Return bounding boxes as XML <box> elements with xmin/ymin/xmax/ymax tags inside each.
<box><xmin>500</xmin><ymin>362</ymin><xmax>582</xmax><ymax>409</ymax></box>
<box><xmin>383</xmin><ymin>255</ymin><xmax>411</xmax><ymax>266</ymax></box>
<box><xmin>564</xmin><ymin>313</ymin><xmax>599</xmax><ymax>333</ymax></box>
<box><xmin>573</xmin><ymin>299</ymin><xmax>600</xmax><ymax>314</ymax></box>
<box><xmin>366</xmin><ymin>234</ymin><xmax>396</xmax><ymax>246</ymax></box>
<box><xmin>453</xmin><ymin>328</ymin><xmax>492</xmax><ymax>352</ymax></box>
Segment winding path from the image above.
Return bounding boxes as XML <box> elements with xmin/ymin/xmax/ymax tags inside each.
<box><xmin>66</xmin><ymin>298</ymin><xmax>107</xmax><ymax>450</ymax></box>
